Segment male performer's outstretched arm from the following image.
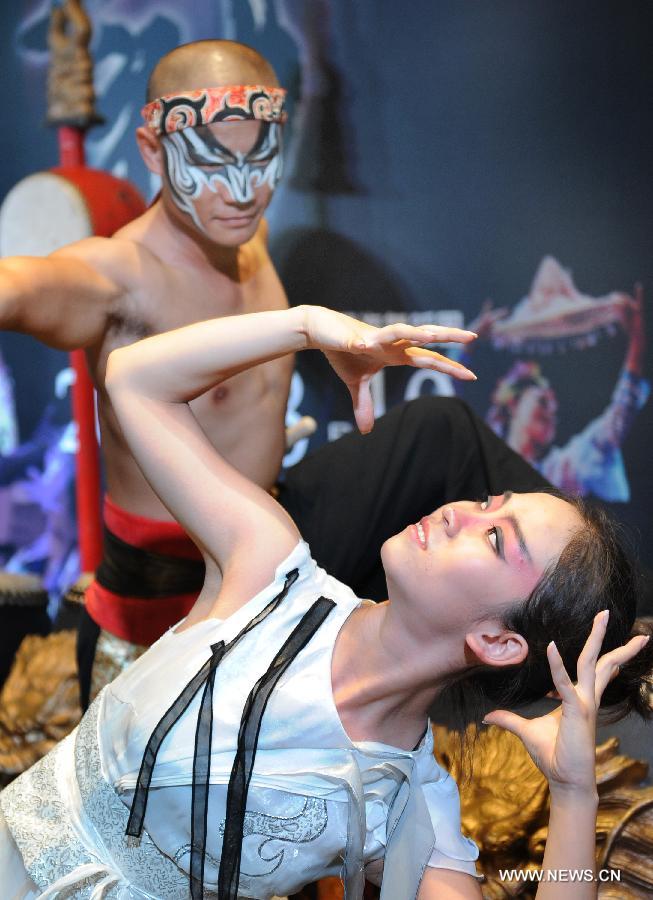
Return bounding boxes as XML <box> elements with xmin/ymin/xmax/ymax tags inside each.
<box><xmin>0</xmin><ymin>238</ymin><xmax>132</xmax><ymax>349</ymax></box>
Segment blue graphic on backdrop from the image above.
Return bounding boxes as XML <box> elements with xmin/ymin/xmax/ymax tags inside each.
<box><xmin>0</xmin><ymin>348</ymin><xmax>77</xmax><ymax>611</ymax></box>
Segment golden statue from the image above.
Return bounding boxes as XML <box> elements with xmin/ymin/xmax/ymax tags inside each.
<box><xmin>433</xmin><ymin>724</ymin><xmax>653</xmax><ymax>898</ymax></box>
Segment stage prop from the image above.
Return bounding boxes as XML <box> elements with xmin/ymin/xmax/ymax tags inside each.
<box><xmin>0</xmin><ymin>0</ymin><xmax>145</xmax><ymax>576</ymax></box>
<box><xmin>0</xmin><ymin>630</ymin><xmax>81</xmax><ymax>789</ymax></box>
<box><xmin>0</xmin><ymin>0</ymin><xmax>144</xmax><ymax>785</ymax></box>
<box><xmin>433</xmin><ymin>723</ymin><xmax>653</xmax><ymax>899</ymax></box>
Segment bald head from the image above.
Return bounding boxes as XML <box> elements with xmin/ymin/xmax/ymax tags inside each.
<box><xmin>147</xmin><ymin>40</ymin><xmax>278</xmax><ymax>101</ymax></box>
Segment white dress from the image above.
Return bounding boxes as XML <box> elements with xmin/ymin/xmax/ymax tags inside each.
<box><xmin>0</xmin><ymin>541</ymin><xmax>479</xmax><ymax>899</ymax></box>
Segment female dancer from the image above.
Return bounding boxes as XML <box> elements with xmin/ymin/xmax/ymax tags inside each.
<box><xmin>1</xmin><ymin>306</ymin><xmax>651</xmax><ymax>899</ymax></box>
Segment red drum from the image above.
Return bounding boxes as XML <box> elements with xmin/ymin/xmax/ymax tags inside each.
<box><xmin>0</xmin><ymin>167</ymin><xmax>145</xmax><ymax>255</ymax></box>
<box><xmin>0</xmin><ymin>167</ymin><xmax>146</xmax><ymax>572</ymax></box>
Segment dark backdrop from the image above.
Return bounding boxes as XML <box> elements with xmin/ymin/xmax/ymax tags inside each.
<box><xmin>1</xmin><ymin>0</ymin><xmax>651</xmax><ymax>593</ymax></box>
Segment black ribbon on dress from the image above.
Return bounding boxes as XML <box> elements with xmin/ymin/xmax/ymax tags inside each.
<box><xmin>217</xmin><ymin>595</ymin><xmax>335</xmax><ymax>898</ymax></box>
<box><xmin>125</xmin><ymin>568</ymin><xmax>336</xmax><ymax>899</ymax></box>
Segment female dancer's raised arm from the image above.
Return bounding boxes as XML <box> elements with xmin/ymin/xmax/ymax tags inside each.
<box><xmin>105</xmin><ymin>305</ymin><xmax>476</xmax><ymax>617</ymax></box>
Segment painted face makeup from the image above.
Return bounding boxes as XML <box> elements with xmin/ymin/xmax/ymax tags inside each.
<box><xmin>142</xmin><ymin>85</ymin><xmax>287</xmax><ymax>234</ymax></box>
<box><xmin>160</xmin><ymin>121</ymin><xmax>283</xmax><ymax>230</ymax></box>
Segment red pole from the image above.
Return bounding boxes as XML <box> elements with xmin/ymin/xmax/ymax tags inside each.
<box><xmin>57</xmin><ymin>126</ymin><xmax>103</xmax><ymax>573</ymax></box>
<box><xmin>69</xmin><ymin>348</ymin><xmax>102</xmax><ymax>572</ymax></box>
<box><xmin>58</xmin><ymin>126</ymin><xmax>86</xmax><ymax>167</ymax></box>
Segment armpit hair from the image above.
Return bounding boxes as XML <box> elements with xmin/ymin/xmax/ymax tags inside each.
<box><xmin>106</xmin><ymin>311</ymin><xmax>153</xmax><ymax>342</ymax></box>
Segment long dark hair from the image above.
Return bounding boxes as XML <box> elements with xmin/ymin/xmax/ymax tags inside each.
<box><xmin>438</xmin><ymin>492</ymin><xmax>653</xmax><ymax>762</ymax></box>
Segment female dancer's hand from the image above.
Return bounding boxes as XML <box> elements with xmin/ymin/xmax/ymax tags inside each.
<box><xmin>301</xmin><ymin>306</ymin><xmax>477</xmax><ymax>432</ymax></box>
<box><xmin>483</xmin><ymin>612</ymin><xmax>650</xmax><ymax>795</ymax></box>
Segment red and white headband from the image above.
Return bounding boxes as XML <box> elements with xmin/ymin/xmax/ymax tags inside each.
<box><xmin>141</xmin><ymin>84</ymin><xmax>287</xmax><ymax>135</ymax></box>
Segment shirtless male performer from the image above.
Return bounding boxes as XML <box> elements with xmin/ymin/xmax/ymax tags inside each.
<box><xmin>0</xmin><ymin>39</ymin><xmax>548</xmax><ymax>708</ymax></box>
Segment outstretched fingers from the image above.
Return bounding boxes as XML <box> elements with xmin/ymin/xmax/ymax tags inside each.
<box><xmin>358</xmin><ymin>323</ymin><xmax>478</xmax><ymax>380</ymax></box>
<box><xmin>371</xmin><ymin>323</ymin><xmax>477</xmax><ymax>345</ymax></box>
<box><xmin>594</xmin><ymin>634</ymin><xmax>651</xmax><ymax>703</ymax></box>
<box><xmin>403</xmin><ymin>347</ymin><xmax>477</xmax><ymax>380</ymax></box>
<box><xmin>547</xmin><ymin>641</ymin><xmax>579</xmax><ymax>706</ymax></box>
<box><xmin>481</xmin><ymin>708</ymin><xmax>529</xmax><ymax>741</ymax></box>
<box><xmin>349</xmin><ymin>376</ymin><xmax>375</xmax><ymax>434</ymax></box>
<box><xmin>575</xmin><ymin>610</ymin><xmax>609</xmax><ymax>699</ymax></box>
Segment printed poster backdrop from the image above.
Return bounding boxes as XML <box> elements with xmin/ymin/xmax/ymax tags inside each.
<box><xmin>1</xmin><ymin>1</ymin><xmax>652</xmax><ymax>612</ymax></box>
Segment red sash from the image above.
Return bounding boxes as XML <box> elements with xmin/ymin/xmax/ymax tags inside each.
<box><xmin>85</xmin><ymin>496</ymin><xmax>203</xmax><ymax>646</ymax></box>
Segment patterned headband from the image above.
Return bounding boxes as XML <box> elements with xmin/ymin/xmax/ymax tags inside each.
<box><xmin>141</xmin><ymin>84</ymin><xmax>287</xmax><ymax>135</ymax></box>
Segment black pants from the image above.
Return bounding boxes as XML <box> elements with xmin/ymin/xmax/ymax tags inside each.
<box><xmin>77</xmin><ymin>397</ymin><xmax>549</xmax><ymax>707</ymax></box>
<box><xmin>77</xmin><ymin>606</ymin><xmax>101</xmax><ymax>712</ymax></box>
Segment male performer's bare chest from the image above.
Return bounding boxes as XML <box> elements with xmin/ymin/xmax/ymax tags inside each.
<box><xmin>89</xmin><ymin>231</ymin><xmax>293</xmax><ymax>519</ymax></box>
